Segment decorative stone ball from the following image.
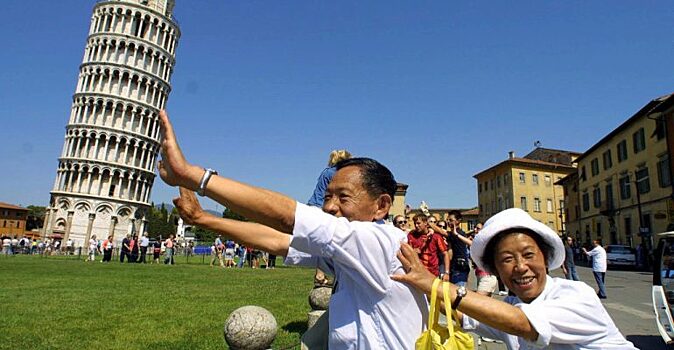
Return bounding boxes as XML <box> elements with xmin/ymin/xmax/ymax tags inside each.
<box><xmin>223</xmin><ymin>306</ymin><xmax>277</xmax><ymax>350</ymax></box>
<box><xmin>308</xmin><ymin>286</ymin><xmax>332</xmax><ymax>310</ymax></box>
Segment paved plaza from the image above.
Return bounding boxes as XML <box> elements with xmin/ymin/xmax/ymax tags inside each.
<box><xmin>473</xmin><ymin>265</ymin><xmax>663</xmax><ymax>349</ymax></box>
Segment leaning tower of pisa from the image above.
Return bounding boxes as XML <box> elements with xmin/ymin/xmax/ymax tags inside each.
<box><xmin>43</xmin><ymin>0</ymin><xmax>180</xmax><ymax>247</ymax></box>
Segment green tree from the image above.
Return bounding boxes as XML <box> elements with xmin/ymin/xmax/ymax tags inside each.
<box><xmin>26</xmin><ymin>205</ymin><xmax>46</xmax><ymax>230</ymax></box>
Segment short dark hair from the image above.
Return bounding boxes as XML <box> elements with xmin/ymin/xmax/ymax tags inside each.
<box><xmin>448</xmin><ymin>210</ymin><xmax>462</xmax><ymax>220</ymax></box>
<box><xmin>335</xmin><ymin>157</ymin><xmax>396</xmax><ymax>200</ymax></box>
<box><xmin>482</xmin><ymin>228</ymin><xmax>553</xmax><ymax>274</ymax></box>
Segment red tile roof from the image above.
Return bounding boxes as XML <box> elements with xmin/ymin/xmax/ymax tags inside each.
<box><xmin>0</xmin><ymin>202</ymin><xmax>28</xmax><ymax>211</ymax></box>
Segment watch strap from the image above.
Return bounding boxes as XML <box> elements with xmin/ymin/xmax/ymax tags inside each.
<box><xmin>197</xmin><ymin>168</ymin><xmax>217</xmax><ymax>196</ymax></box>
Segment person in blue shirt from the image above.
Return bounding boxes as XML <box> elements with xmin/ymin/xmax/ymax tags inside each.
<box><xmin>307</xmin><ymin>149</ymin><xmax>351</xmax><ymax>285</ymax></box>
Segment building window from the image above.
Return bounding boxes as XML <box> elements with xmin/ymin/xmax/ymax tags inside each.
<box><xmin>544</xmin><ymin>175</ymin><xmax>551</xmax><ymax>186</ymax></box>
<box><xmin>2</xmin><ymin>220</ymin><xmax>5</xmax><ymax>228</ymax></box>
<box><xmin>636</xmin><ymin>167</ymin><xmax>650</xmax><ymax>194</ymax></box>
<box><xmin>532</xmin><ymin>174</ymin><xmax>539</xmax><ymax>185</ymax></box>
<box><xmin>504</xmin><ymin>174</ymin><xmax>509</xmax><ymax>184</ymax></box>
<box><xmin>658</xmin><ymin>155</ymin><xmax>671</xmax><ymax>188</ymax></box>
<box><xmin>559</xmin><ymin>199</ymin><xmax>565</xmax><ymax>210</ymax></box>
<box><xmin>16</xmin><ymin>221</ymin><xmax>20</xmax><ymax>228</ymax></box>
<box><xmin>582</xmin><ymin>193</ymin><xmax>590</xmax><ymax>212</ymax></box>
<box><xmin>602</xmin><ymin>150</ymin><xmax>612</xmax><ymax>170</ymax></box>
<box><xmin>655</xmin><ymin>118</ymin><xmax>666</xmax><ymax>141</ymax></box>
<box><xmin>479</xmin><ymin>204</ymin><xmax>483</xmax><ymax>213</ymax></box>
<box><xmin>497</xmin><ymin>175</ymin><xmax>501</xmax><ymax>188</ymax></box>
<box><xmin>617</xmin><ymin>140</ymin><xmax>628</xmax><ymax>162</ymax></box>
<box><xmin>596</xmin><ymin>222</ymin><xmax>602</xmax><ymax>236</ymax></box>
<box><xmin>605</xmin><ymin>183</ymin><xmax>614</xmax><ymax>210</ymax></box>
<box><xmin>591</xmin><ymin>158</ymin><xmax>599</xmax><ymax>176</ymax></box>
<box><xmin>519</xmin><ymin>172</ymin><xmax>526</xmax><ymax>184</ymax></box>
<box><xmin>478</xmin><ymin>183</ymin><xmax>482</xmax><ymax>193</ymax></box>
<box><xmin>619</xmin><ymin>175</ymin><xmax>631</xmax><ymax>199</ymax></box>
<box><xmin>546</xmin><ymin>199</ymin><xmax>553</xmax><ymax>213</ymax></box>
<box><xmin>633</xmin><ymin>128</ymin><xmax>646</xmax><ymax>153</ymax></box>
<box><xmin>520</xmin><ymin>197</ymin><xmax>528</xmax><ymax>211</ymax></box>
<box><xmin>533</xmin><ymin>198</ymin><xmax>541</xmax><ymax>212</ymax></box>
<box><xmin>580</xmin><ymin>166</ymin><xmax>587</xmax><ymax>181</ymax></box>
<box><xmin>592</xmin><ymin>187</ymin><xmax>601</xmax><ymax>208</ymax></box>
<box><xmin>490</xmin><ymin>179</ymin><xmax>494</xmax><ymax>190</ymax></box>
<box><xmin>498</xmin><ymin>198</ymin><xmax>503</xmax><ymax>211</ymax></box>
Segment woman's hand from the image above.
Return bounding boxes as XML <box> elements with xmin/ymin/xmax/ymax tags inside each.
<box><xmin>158</xmin><ymin>110</ymin><xmax>202</xmax><ymax>189</ymax></box>
<box><xmin>391</xmin><ymin>242</ymin><xmax>437</xmax><ymax>294</ymax></box>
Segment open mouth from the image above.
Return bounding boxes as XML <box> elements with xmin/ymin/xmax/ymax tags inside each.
<box><xmin>513</xmin><ymin>276</ymin><xmax>535</xmax><ymax>287</ymax></box>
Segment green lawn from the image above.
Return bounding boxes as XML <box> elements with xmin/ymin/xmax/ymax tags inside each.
<box><xmin>0</xmin><ymin>255</ymin><xmax>314</xmax><ymax>349</ymax></box>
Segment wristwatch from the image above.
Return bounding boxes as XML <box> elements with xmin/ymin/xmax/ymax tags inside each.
<box><xmin>452</xmin><ymin>285</ymin><xmax>467</xmax><ymax>309</ymax></box>
<box><xmin>197</xmin><ymin>168</ymin><xmax>218</xmax><ymax>196</ymax></box>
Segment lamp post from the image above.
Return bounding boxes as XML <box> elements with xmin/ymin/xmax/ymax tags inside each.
<box><xmin>632</xmin><ymin>171</ymin><xmax>651</xmax><ymax>268</ymax></box>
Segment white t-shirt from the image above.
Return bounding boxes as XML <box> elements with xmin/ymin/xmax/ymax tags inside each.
<box><xmin>463</xmin><ymin>276</ymin><xmax>636</xmax><ymax>349</ymax></box>
<box><xmin>285</xmin><ymin>203</ymin><xmax>427</xmax><ymax>349</ymax></box>
<box><xmin>2</xmin><ymin>238</ymin><xmax>10</xmax><ymax>247</ymax></box>
<box><xmin>89</xmin><ymin>239</ymin><xmax>98</xmax><ymax>250</ymax></box>
<box><xmin>140</xmin><ymin>236</ymin><xmax>150</xmax><ymax>247</ymax></box>
<box><xmin>587</xmin><ymin>246</ymin><xmax>607</xmax><ymax>273</ymax></box>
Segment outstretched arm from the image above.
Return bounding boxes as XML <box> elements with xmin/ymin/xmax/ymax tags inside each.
<box><xmin>173</xmin><ymin>188</ymin><xmax>290</xmax><ymax>256</ymax></box>
<box><xmin>392</xmin><ymin>242</ymin><xmax>538</xmax><ymax>341</ymax></box>
<box><xmin>158</xmin><ymin>110</ymin><xmax>297</xmax><ymax>234</ymax></box>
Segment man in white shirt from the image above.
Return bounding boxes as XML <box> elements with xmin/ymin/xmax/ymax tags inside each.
<box><xmin>583</xmin><ymin>240</ymin><xmax>607</xmax><ymax>299</ymax></box>
<box><xmin>139</xmin><ymin>234</ymin><xmax>150</xmax><ymax>263</ymax></box>
<box><xmin>157</xmin><ymin>111</ymin><xmax>426</xmax><ymax>349</ymax></box>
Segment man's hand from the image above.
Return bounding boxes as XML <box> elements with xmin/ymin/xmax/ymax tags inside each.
<box><xmin>158</xmin><ymin>110</ymin><xmax>201</xmax><ymax>189</ymax></box>
<box><xmin>173</xmin><ymin>187</ymin><xmax>209</xmax><ymax>225</ymax></box>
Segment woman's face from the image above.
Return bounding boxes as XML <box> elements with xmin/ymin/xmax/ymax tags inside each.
<box><xmin>494</xmin><ymin>232</ymin><xmax>547</xmax><ymax>303</ymax></box>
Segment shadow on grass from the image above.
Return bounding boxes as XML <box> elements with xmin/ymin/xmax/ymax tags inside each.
<box><xmin>626</xmin><ymin>334</ymin><xmax>669</xmax><ymax>349</ymax></box>
<box><xmin>282</xmin><ymin>320</ymin><xmax>308</xmax><ymax>336</ymax></box>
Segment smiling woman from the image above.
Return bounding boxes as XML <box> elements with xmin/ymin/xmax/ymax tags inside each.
<box><xmin>393</xmin><ymin>208</ymin><xmax>638</xmax><ymax>349</ymax></box>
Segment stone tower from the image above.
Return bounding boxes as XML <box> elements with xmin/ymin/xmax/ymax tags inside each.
<box><xmin>43</xmin><ymin>0</ymin><xmax>180</xmax><ymax>247</ymax></box>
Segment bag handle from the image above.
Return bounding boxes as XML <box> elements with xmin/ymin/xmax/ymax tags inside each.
<box><xmin>427</xmin><ymin>278</ymin><xmax>442</xmax><ymax>328</ymax></box>
<box><xmin>441</xmin><ymin>281</ymin><xmax>455</xmax><ymax>340</ymax></box>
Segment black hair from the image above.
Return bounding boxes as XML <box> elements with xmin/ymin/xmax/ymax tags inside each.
<box><xmin>334</xmin><ymin>157</ymin><xmax>396</xmax><ymax>200</ymax></box>
<box><xmin>482</xmin><ymin>228</ymin><xmax>553</xmax><ymax>274</ymax></box>
<box><xmin>448</xmin><ymin>210</ymin><xmax>462</xmax><ymax>220</ymax></box>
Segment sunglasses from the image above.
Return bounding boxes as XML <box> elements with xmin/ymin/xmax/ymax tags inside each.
<box><xmin>438</xmin><ymin>225</ymin><xmax>446</xmax><ymax>229</ymax></box>
<box><xmin>395</xmin><ymin>221</ymin><xmax>407</xmax><ymax>225</ymax></box>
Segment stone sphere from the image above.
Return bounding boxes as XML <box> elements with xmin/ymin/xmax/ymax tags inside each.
<box><xmin>223</xmin><ymin>306</ymin><xmax>277</xmax><ymax>350</ymax></box>
<box><xmin>308</xmin><ymin>287</ymin><xmax>332</xmax><ymax>310</ymax></box>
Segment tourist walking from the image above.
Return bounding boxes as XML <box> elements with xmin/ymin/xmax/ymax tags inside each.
<box><xmin>562</xmin><ymin>236</ymin><xmax>580</xmax><ymax>281</ymax></box>
<box><xmin>101</xmin><ymin>235</ymin><xmax>113</xmax><ymax>262</ymax></box>
<box><xmin>120</xmin><ymin>234</ymin><xmax>130</xmax><ymax>263</ymax></box>
<box><xmin>447</xmin><ymin>210</ymin><xmax>472</xmax><ymax>286</ymax></box>
<box><xmin>164</xmin><ymin>234</ymin><xmax>175</xmax><ymax>265</ymax></box>
<box><xmin>87</xmin><ymin>235</ymin><xmax>99</xmax><ymax>262</ymax></box>
<box><xmin>139</xmin><ymin>233</ymin><xmax>149</xmax><ymax>263</ymax></box>
<box><xmin>583</xmin><ymin>240</ymin><xmax>608</xmax><ymax>299</ymax></box>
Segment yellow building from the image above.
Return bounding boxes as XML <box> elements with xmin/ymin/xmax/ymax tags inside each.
<box><xmin>564</xmin><ymin>93</ymin><xmax>674</xmax><ymax>250</ymax></box>
<box><xmin>389</xmin><ymin>183</ymin><xmax>409</xmax><ymax>219</ymax></box>
<box><xmin>0</xmin><ymin>202</ymin><xmax>28</xmax><ymax>238</ymax></box>
<box><xmin>474</xmin><ymin>148</ymin><xmax>579</xmax><ymax>233</ymax></box>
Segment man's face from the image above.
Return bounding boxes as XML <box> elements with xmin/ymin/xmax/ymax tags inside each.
<box><xmin>323</xmin><ymin>166</ymin><xmax>381</xmax><ymax>222</ymax></box>
<box><xmin>448</xmin><ymin>214</ymin><xmax>460</xmax><ymax>229</ymax></box>
<box><xmin>394</xmin><ymin>217</ymin><xmax>407</xmax><ymax>229</ymax></box>
<box><xmin>414</xmin><ymin>219</ymin><xmax>429</xmax><ymax>233</ymax></box>
<box><xmin>567</xmin><ymin>238</ymin><xmax>573</xmax><ymax>246</ymax></box>
<box><xmin>473</xmin><ymin>223</ymin><xmax>483</xmax><ymax>234</ymax></box>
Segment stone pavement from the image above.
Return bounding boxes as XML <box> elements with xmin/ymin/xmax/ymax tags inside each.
<box><xmin>465</xmin><ymin>265</ymin><xmax>663</xmax><ymax>349</ymax></box>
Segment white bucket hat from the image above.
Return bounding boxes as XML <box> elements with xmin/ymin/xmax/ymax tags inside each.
<box><xmin>471</xmin><ymin>208</ymin><xmax>565</xmax><ymax>274</ymax></box>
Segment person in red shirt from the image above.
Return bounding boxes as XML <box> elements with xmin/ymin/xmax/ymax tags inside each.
<box><xmin>407</xmin><ymin>215</ymin><xmax>449</xmax><ymax>278</ymax></box>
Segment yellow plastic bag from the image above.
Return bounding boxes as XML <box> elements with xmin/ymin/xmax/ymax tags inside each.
<box><xmin>415</xmin><ymin>279</ymin><xmax>474</xmax><ymax>350</ymax></box>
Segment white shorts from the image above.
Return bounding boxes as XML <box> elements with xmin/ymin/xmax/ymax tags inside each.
<box><xmin>477</xmin><ymin>275</ymin><xmax>498</xmax><ymax>294</ymax></box>
<box><xmin>225</xmin><ymin>248</ymin><xmax>235</xmax><ymax>258</ymax></box>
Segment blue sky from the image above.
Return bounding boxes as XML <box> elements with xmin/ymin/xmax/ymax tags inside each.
<box><xmin>1</xmin><ymin>1</ymin><xmax>672</xmax><ymax>212</ymax></box>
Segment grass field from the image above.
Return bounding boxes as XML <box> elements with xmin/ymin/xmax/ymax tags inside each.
<box><xmin>0</xmin><ymin>254</ymin><xmax>315</xmax><ymax>349</ymax></box>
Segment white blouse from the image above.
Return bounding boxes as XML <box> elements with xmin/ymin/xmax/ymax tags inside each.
<box><xmin>462</xmin><ymin>276</ymin><xmax>637</xmax><ymax>349</ymax></box>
